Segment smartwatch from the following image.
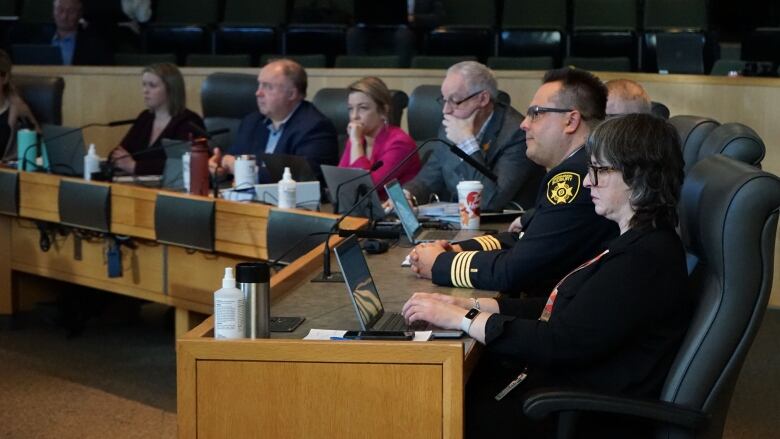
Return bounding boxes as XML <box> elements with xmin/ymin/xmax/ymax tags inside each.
<box><xmin>460</xmin><ymin>308</ymin><xmax>480</xmax><ymax>333</ymax></box>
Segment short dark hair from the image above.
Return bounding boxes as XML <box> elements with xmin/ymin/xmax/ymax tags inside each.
<box><xmin>543</xmin><ymin>68</ymin><xmax>608</xmax><ymax>128</ymax></box>
<box><xmin>586</xmin><ymin>113</ymin><xmax>684</xmax><ymax>230</ymax></box>
<box><xmin>142</xmin><ymin>63</ymin><xmax>186</xmax><ymax>116</ymax></box>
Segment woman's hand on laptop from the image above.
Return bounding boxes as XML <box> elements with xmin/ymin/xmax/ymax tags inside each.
<box><xmin>401</xmin><ymin>292</ymin><xmax>467</xmax><ymax>329</ymax></box>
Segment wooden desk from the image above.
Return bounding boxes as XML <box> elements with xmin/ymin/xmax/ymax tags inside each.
<box><xmin>0</xmin><ymin>169</ymin><xmax>366</xmax><ymax>335</ymax></box>
<box><xmin>177</xmin><ymin>242</ymin><xmax>494</xmax><ymax>439</ymax></box>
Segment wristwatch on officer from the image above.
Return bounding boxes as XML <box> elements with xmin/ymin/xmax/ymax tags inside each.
<box><xmin>460</xmin><ymin>308</ymin><xmax>480</xmax><ymax>333</ymax></box>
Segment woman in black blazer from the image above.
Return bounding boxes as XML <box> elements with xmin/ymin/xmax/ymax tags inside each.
<box><xmin>402</xmin><ymin>114</ymin><xmax>692</xmax><ymax>437</ymax></box>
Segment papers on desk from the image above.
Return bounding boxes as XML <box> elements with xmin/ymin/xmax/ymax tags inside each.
<box><xmin>304</xmin><ymin>329</ymin><xmax>433</xmax><ymax>342</ymax></box>
<box><xmin>417</xmin><ymin>201</ymin><xmax>459</xmax><ymax>217</ymax></box>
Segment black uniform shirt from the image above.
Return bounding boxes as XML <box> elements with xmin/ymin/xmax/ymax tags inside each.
<box><xmin>431</xmin><ymin>147</ymin><xmax>618</xmax><ymax>296</ymax></box>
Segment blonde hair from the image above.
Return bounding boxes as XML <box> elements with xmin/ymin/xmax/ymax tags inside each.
<box><xmin>348</xmin><ymin>76</ymin><xmax>392</xmax><ymax>118</ymax></box>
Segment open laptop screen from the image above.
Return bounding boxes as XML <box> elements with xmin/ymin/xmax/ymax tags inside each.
<box><xmin>334</xmin><ymin>235</ymin><xmax>384</xmax><ymax>330</ymax></box>
<box><xmin>384</xmin><ymin>179</ymin><xmax>422</xmax><ymax>242</ymax></box>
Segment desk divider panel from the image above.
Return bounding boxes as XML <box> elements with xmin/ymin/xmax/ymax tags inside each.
<box><xmin>155</xmin><ymin>194</ymin><xmax>215</xmax><ymax>252</ymax></box>
<box><xmin>57</xmin><ymin>179</ymin><xmax>111</xmax><ymax>232</ymax></box>
<box><xmin>0</xmin><ymin>170</ymin><xmax>19</xmax><ymax>216</ymax></box>
<box><xmin>266</xmin><ymin>209</ymin><xmax>337</xmax><ymax>265</ymax></box>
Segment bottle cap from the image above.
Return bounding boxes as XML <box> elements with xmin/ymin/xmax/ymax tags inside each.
<box><xmin>235</xmin><ymin>262</ymin><xmax>270</xmax><ymax>283</ymax></box>
<box><xmin>282</xmin><ymin>166</ymin><xmax>292</xmax><ymax>180</ymax></box>
<box><xmin>222</xmin><ymin>267</ymin><xmax>236</xmax><ymax>289</ymax></box>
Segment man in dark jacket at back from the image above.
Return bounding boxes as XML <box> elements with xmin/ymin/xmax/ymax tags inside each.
<box><xmin>209</xmin><ymin>59</ymin><xmax>338</xmax><ymax>184</ymax></box>
<box><xmin>52</xmin><ymin>0</ymin><xmax>112</xmax><ymax>65</ymax></box>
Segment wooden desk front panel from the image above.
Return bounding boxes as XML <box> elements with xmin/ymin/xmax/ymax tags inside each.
<box><xmin>110</xmin><ymin>183</ymin><xmax>158</xmax><ymax>239</ymax></box>
<box><xmin>178</xmin><ymin>339</ymin><xmax>464</xmax><ymax>439</ymax></box>
<box><xmin>166</xmin><ymin>245</ymin><xmax>251</xmax><ymax>310</ymax></box>
<box><xmin>18</xmin><ymin>172</ymin><xmax>60</xmax><ymax>222</ymax></box>
<box><xmin>196</xmin><ymin>361</ymin><xmax>443</xmax><ymax>439</ymax></box>
<box><xmin>10</xmin><ymin>219</ymin><xmax>165</xmax><ymax>301</ymax></box>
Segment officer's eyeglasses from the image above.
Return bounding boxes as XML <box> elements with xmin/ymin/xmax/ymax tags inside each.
<box><xmin>436</xmin><ymin>89</ymin><xmax>485</xmax><ymax>108</ymax></box>
<box><xmin>525</xmin><ymin>106</ymin><xmax>574</xmax><ymax>121</ymax></box>
<box><xmin>587</xmin><ymin>164</ymin><xmax>618</xmax><ymax>187</ymax></box>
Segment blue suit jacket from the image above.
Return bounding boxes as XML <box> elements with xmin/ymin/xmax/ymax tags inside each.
<box><xmin>228</xmin><ymin>101</ymin><xmax>338</xmax><ymax>183</ymax></box>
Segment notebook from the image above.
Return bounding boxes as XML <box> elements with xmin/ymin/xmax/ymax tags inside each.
<box><xmin>384</xmin><ymin>179</ymin><xmax>485</xmax><ymax>243</ymax></box>
<box><xmin>42</xmin><ymin>124</ymin><xmax>85</xmax><ymax>176</ymax></box>
<box><xmin>334</xmin><ymin>235</ymin><xmax>458</xmax><ymax>334</ymax></box>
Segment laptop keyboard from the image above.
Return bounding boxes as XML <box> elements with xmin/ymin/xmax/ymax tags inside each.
<box><xmin>375</xmin><ymin>312</ymin><xmax>429</xmax><ymax>331</ymax></box>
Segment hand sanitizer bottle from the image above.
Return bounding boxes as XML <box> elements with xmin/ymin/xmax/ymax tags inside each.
<box><xmin>83</xmin><ymin>143</ymin><xmax>100</xmax><ymax>181</ymax></box>
<box><xmin>277</xmin><ymin>166</ymin><xmax>297</xmax><ymax>209</ymax></box>
<box><xmin>214</xmin><ymin>267</ymin><xmax>246</xmax><ymax>339</ymax></box>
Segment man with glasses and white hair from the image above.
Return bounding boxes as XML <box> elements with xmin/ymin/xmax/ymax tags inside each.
<box><xmin>402</xmin><ymin>61</ymin><xmax>544</xmax><ymax>211</ymax></box>
<box><xmin>409</xmin><ymin>68</ymin><xmax>618</xmax><ymax>298</ymax></box>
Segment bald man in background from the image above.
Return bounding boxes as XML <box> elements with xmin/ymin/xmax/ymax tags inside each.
<box><xmin>605</xmin><ymin>79</ymin><xmax>652</xmax><ymax>116</ymax></box>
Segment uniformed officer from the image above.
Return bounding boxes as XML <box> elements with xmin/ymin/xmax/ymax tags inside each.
<box><xmin>409</xmin><ymin>68</ymin><xmax>619</xmax><ymax>297</ymax></box>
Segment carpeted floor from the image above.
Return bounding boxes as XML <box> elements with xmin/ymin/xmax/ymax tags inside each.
<box><xmin>0</xmin><ymin>302</ymin><xmax>778</xmax><ymax>438</ymax></box>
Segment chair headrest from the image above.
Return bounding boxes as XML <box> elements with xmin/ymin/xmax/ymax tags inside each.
<box><xmin>200</xmin><ymin>72</ymin><xmax>258</xmax><ymax>120</ymax></box>
<box><xmin>699</xmin><ymin>122</ymin><xmax>766</xmax><ymax>167</ymax></box>
<box><xmin>668</xmin><ymin>115</ymin><xmax>719</xmax><ymax>173</ymax></box>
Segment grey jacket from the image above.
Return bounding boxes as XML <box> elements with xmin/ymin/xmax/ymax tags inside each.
<box><xmin>404</xmin><ymin>103</ymin><xmax>544</xmax><ymax>211</ymax></box>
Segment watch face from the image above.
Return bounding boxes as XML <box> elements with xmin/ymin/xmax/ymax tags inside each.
<box><xmin>465</xmin><ymin>308</ymin><xmax>480</xmax><ymax>319</ymax></box>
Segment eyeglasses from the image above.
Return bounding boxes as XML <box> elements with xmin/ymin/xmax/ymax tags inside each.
<box><xmin>436</xmin><ymin>89</ymin><xmax>485</xmax><ymax>108</ymax></box>
<box><xmin>587</xmin><ymin>164</ymin><xmax>618</xmax><ymax>187</ymax></box>
<box><xmin>525</xmin><ymin>106</ymin><xmax>574</xmax><ymax>121</ymax></box>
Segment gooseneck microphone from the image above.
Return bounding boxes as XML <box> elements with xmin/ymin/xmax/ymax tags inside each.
<box><xmin>104</xmin><ymin>127</ymin><xmax>230</xmax><ymax>180</ymax></box>
<box><xmin>332</xmin><ymin>160</ymin><xmax>384</xmax><ymax>214</ymax></box>
<box><xmin>18</xmin><ymin>118</ymin><xmax>137</xmax><ymax>173</ymax></box>
<box><xmin>444</xmin><ymin>139</ymin><xmax>498</xmax><ymax>182</ymax></box>
<box><xmin>311</xmin><ymin>138</ymin><xmax>442</xmax><ymax>283</ymax></box>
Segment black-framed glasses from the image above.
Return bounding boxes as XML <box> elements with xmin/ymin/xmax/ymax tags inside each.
<box><xmin>526</xmin><ymin>106</ymin><xmax>574</xmax><ymax>121</ymax></box>
<box><xmin>587</xmin><ymin>164</ymin><xmax>618</xmax><ymax>186</ymax></box>
<box><xmin>436</xmin><ymin>89</ymin><xmax>485</xmax><ymax>108</ymax></box>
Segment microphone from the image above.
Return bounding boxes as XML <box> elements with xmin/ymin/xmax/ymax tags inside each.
<box><xmin>443</xmin><ymin>139</ymin><xmax>498</xmax><ymax>182</ymax></box>
<box><xmin>332</xmin><ymin>160</ymin><xmax>383</xmax><ymax>214</ymax></box>
<box><xmin>312</xmin><ymin>138</ymin><xmax>442</xmax><ymax>283</ymax></box>
<box><xmin>188</xmin><ymin>121</ymin><xmax>230</xmax><ymax>140</ymax></box>
<box><xmin>104</xmin><ymin>127</ymin><xmax>229</xmax><ymax>180</ymax></box>
<box><xmin>18</xmin><ymin>118</ymin><xmax>137</xmax><ymax>173</ymax></box>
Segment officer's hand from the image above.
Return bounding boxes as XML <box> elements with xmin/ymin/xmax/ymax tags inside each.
<box><xmin>409</xmin><ymin>243</ymin><xmax>445</xmax><ymax>279</ymax></box>
<box><xmin>401</xmin><ymin>292</ymin><xmax>466</xmax><ymax>329</ymax></box>
<box><xmin>508</xmin><ymin>216</ymin><xmax>524</xmax><ymax>233</ymax></box>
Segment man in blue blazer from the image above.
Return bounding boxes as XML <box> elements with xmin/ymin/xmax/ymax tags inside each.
<box><xmin>210</xmin><ymin>59</ymin><xmax>338</xmax><ymax>183</ymax></box>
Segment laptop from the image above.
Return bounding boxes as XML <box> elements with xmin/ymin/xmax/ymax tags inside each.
<box><xmin>161</xmin><ymin>138</ymin><xmax>191</xmax><ymax>191</ymax></box>
<box><xmin>334</xmin><ymin>235</ymin><xmax>461</xmax><ymax>336</ymax></box>
<box><xmin>261</xmin><ymin>153</ymin><xmax>318</xmax><ymax>182</ymax></box>
<box><xmin>320</xmin><ymin>164</ymin><xmax>385</xmax><ymax>220</ymax></box>
<box><xmin>42</xmin><ymin>124</ymin><xmax>85</xmax><ymax>176</ymax></box>
<box><xmin>384</xmin><ymin>179</ymin><xmax>486</xmax><ymax>243</ymax></box>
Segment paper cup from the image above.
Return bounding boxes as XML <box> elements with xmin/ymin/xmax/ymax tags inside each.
<box><xmin>457</xmin><ymin>180</ymin><xmax>483</xmax><ymax>230</ymax></box>
<box><xmin>234</xmin><ymin>154</ymin><xmax>257</xmax><ymax>189</ymax></box>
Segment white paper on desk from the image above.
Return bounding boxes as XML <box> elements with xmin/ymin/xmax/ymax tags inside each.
<box><xmin>417</xmin><ymin>201</ymin><xmax>459</xmax><ymax>217</ymax></box>
<box><xmin>304</xmin><ymin>329</ymin><xmax>347</xmax><ymax>340</ymax></box>
<box><xmin>414</xmin><ymin>331</ymin><xmax>433</xmax><ymax>341</ymax></box>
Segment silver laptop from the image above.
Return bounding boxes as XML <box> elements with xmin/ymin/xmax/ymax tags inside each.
<box><xmin>320</xmin><ymin>164</ymin><xmax>385</xmax><ymax>220</ymax></box>
<box><xmin>334</xmin><ymin>235</ymin><xmax>457</xmax><ymax>334</ymax></box>
<box><xmin>42</xmin><ymin>124</ymin><xmax>85</xmax><ymax>176</ymax></box>
<box><xmin>384</xmin><ymin>179</ymin><xmax>485</xmax><ymax>243</ymax></box>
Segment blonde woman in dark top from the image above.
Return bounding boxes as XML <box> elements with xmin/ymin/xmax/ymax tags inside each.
<box><xmin>110</xmin><ymin>63</ymin><xmax>204</xmax><ymax>175</ymax></box>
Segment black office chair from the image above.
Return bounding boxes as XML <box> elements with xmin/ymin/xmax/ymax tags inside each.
<box><xmin>12</xmin><ymin>74</ymin><xmax>65</xmax><ymax>125</ymax></box>
<box><xmin>523</xmin><ymin>154</ymin><xmax>780</xmax><ymax>438</ymax></box>
<box><xmin>698</xmin><ymin>123</ymin><xmax>766</xmax><ymax>169</ymax></box>
<box><xmin>200</xmin><ymin>72</ymin><xmax>258</xmax><ymax>151</ymax></box>
<box><xmin>650</xmin><ymin>101</ymin><xmax>670</xmax><ymax>120</ymax></box>
<box><xmin>668</xmin><ymin>115</ymin><xmax>720</xmax><ymax>173</ymax></box>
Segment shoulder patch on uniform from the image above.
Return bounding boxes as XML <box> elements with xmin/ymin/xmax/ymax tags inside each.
<box><xmin>546</xmin><ymin>172</ymin><xmax>581</xmax><ymax>205</ymax></box>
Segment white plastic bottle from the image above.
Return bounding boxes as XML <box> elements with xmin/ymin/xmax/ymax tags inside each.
<box><xmin>277</xmin><ymin>166</ymin><xmax>297</xmax><ymax>209</ymax></box>
<box><xmin>214</xmin><ymin>267</ymin><xmax>246</xmax><ymax>339</ymax></box>
<box><xmin>83</xmin><ymin>143</ymin><xmax>100</xmax><ymax>181</ymax></box>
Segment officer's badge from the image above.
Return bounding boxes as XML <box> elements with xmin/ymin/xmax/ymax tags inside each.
<box><xmin>546</xmin><ymin>172</ymin><xmax>580</xmax><ymax>204</ymax></box>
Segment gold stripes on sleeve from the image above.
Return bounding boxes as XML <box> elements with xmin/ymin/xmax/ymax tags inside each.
<box><xmin>450</xmin><ymin>251</ymin><xmax>478</xmax><ymax>288</ymax></box>
<box><xmin>473</xmin><ymin>235</ymin><xmax>502</xmax><ymax>251</ymax></box>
